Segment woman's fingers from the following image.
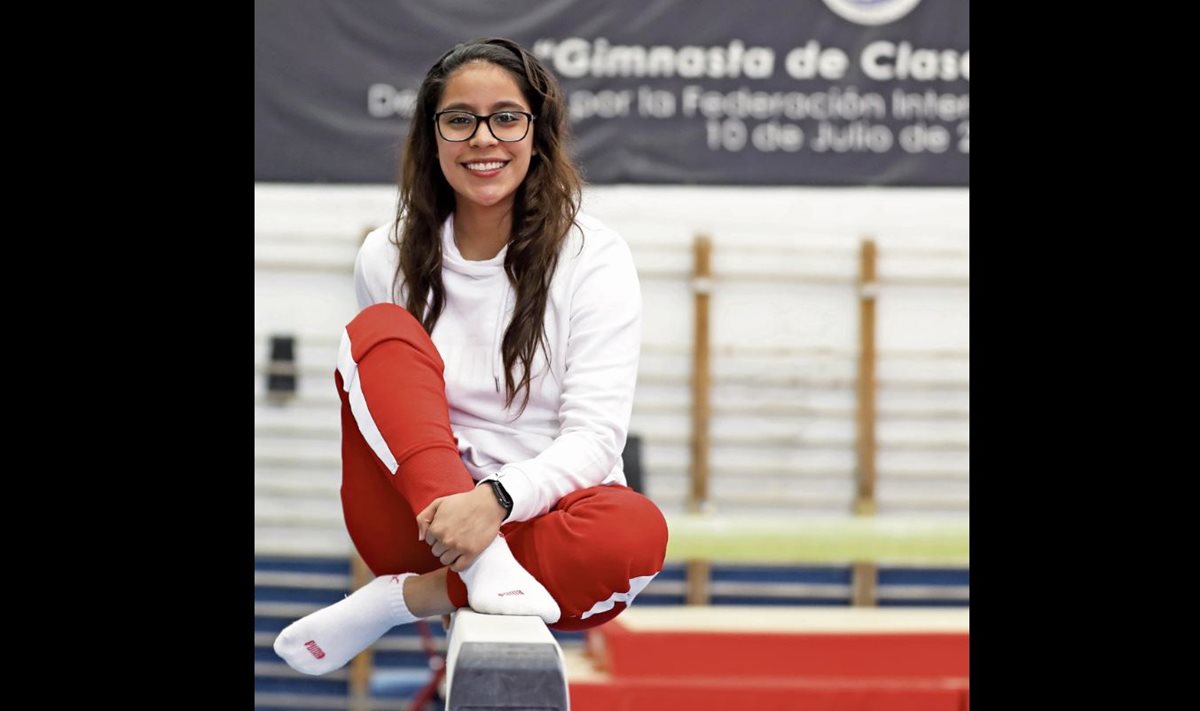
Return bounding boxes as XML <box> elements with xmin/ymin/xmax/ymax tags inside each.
<box><xmin>416</xmin><ymin>498</ymin><xmax>444</xmax><ymax>541</ymax></box>
<box><xmin>450</xmin><ymin>554</ymin><xmax>474</xmax><ymax>573</ymax></box>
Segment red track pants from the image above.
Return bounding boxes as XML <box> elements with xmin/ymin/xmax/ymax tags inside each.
<box><xmin>336</xmin><ymin>303</ymin><xmax>668</xmax><ymax>631</ymax></box>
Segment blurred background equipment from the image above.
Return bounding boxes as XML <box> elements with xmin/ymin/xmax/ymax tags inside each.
<box><xmin>265</xmin><ymin>334</ymin><xmax>298</xmax><ymax>400</ymax></box>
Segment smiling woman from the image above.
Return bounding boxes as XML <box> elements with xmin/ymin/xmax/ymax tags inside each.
<box><xmin>271</xmin><ymin>37</ymin><xmax>668</xmax><ymax>678</ymax></box>
<box><xmin>433</xmin><ymin>62</ymin><xmax>537</xmax><ymax>233</ymax></box>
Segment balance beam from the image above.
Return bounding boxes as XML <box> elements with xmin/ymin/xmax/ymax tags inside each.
<box><xmin>445</xmin><ymin>609</ymin><xmax>569</xmax><ymax>710</ymax></box>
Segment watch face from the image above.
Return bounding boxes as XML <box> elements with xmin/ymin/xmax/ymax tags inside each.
<box><xmin>492</xmin><ymin>480</ymin><xmax>512</xmax><ymax>508</ymax></box>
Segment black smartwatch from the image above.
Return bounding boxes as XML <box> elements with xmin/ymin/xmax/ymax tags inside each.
<box><xmin>487</xmin><ymin>479</ymin><xmax>513</xmax><ymax>520</ymax></box>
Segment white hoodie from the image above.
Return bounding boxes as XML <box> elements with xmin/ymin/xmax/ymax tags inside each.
<box><xmin>353</xmin><ymin>212</ymin><xmax>642</xmax><ymax>522</ymax></box>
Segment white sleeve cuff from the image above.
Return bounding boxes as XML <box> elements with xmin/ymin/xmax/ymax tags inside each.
<box><xmin>481</xmin><ymin>465</ymin><xmax>541</xmax><ymax>523</ymax></box>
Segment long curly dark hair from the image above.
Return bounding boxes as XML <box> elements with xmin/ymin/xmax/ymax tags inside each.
<box><xmin>392</xmin><ymin>37</ymin><xmax>582</xmax><ymax>414</ymax></box>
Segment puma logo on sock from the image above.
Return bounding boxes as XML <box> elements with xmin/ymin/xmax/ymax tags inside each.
<box><xmin>497</xmin><ymin>590</ymin><xmax>524</xmax><ymax>597</ymax></box>
<box><xmin>305</xmin><ymin>640</ymin><xmax>326</xmax><ymax>659</ymax></box>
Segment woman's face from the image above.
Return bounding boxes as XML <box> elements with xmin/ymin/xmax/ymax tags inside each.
<box><xmin>435</xmin><ymin>61</ymin><xmax>536</xmax><ymax>213</ymax></box>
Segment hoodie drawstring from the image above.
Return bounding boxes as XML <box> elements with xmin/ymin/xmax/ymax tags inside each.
<box><xmin>492</xmin><ymin>283</ymin><xmax>509</xmax><ymax>393</ymax></box>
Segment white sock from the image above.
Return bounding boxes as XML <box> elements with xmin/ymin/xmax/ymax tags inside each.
<box><xmin>273</xmin><ymin>573</ymin><xmax>418</xmax><ymax>675</ymax></box>
<box><xmin>460</xmin><ymin>535</ymin><xmax>561</xmax><ymax>624</ymax></box>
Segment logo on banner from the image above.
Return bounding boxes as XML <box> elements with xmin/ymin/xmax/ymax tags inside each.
<box><xmin>821</xmin><ymin>0</ymin><xmax>923</xmax><ymax>26</ymax></box>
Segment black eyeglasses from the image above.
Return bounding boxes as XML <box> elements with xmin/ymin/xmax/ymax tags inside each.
<box><xmin>433</xmin><ymin>110</ymin><xmax>536</xmax><ymax>142</ymax></box>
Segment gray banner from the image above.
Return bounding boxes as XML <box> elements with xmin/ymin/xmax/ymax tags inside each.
<box><xmin>255</xmin><ymin>0</ymin><xmax>968</xmax><ymax>185</ymax></box>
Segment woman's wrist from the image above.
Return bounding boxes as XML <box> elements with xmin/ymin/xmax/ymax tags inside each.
<box><xmin>475</xmin><ymin>482</ymin><xmax>509</xmax><ymax>524</ymax></box>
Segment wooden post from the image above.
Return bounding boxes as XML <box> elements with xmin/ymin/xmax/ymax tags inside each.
<box><xmin>685</xmin><ymin>560</ymin><xmax>712</xmax><ymax>606</ymax></box>
<box><xmin>687</xmin><ymin>235</ymin><xmax>714</xmax><ymax>606</ymax></box>
<box><xmin>347</xmin><ymin>554</ymin><xmax>374</xmax><ymax>711</ymax></box>
<box><xmin>851</xmin><ymin>562</ymin><xmax>878</xmax><ymax>606</ymax></box>
<box><xmin>690</xmin><ymin>234</ymin><xmax>713</xmax><ymax>514</ymax></box>
<box><xmin>855</xmin><ymin>239</ymin><xmax>878</xmax><ymax>516</ymax></box>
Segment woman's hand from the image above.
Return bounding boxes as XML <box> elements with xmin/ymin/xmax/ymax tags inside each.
<box><xmin>415</xmin><ymin>485</ymin><xmax>508</xmax><ymax>572</ymax></box>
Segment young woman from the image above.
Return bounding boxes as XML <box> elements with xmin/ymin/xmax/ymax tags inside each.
<box><xmin>273</xmin><ymin>37</ymin><xmax>668</xmax><ymax>676</ymax></box>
